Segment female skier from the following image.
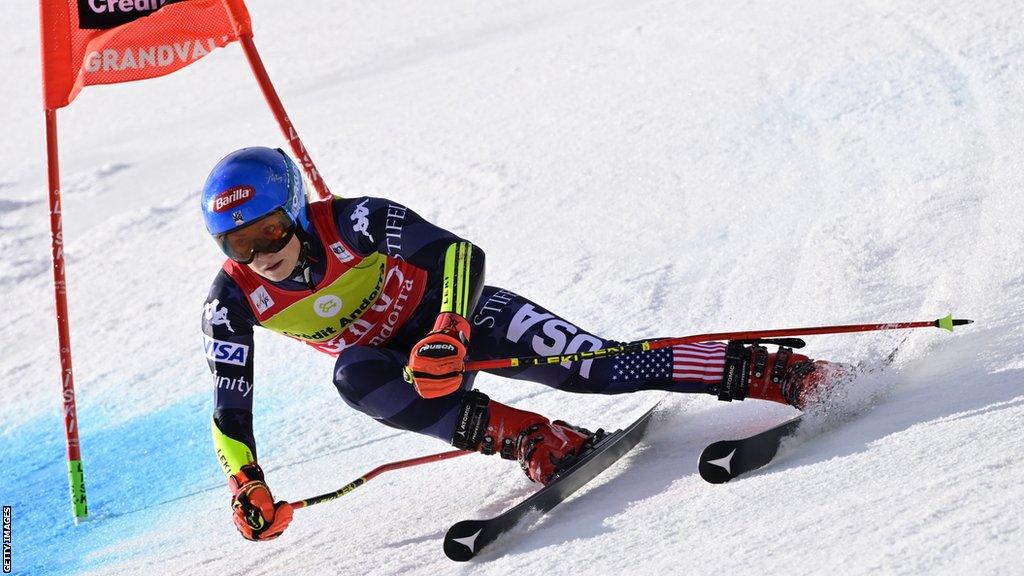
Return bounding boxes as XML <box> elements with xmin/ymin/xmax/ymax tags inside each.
<box><xmin>200</xmin><ymin>147</ymin><xmax>841</xmax><ymax>541</ymax></box>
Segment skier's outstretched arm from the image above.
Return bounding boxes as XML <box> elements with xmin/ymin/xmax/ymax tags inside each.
<box><xmin>203</xmin><ymin>272</ymin><xmax>293</xmax><ymax>541</ymax></box>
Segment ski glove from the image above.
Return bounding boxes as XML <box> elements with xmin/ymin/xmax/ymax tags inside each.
<box><xmin>229</xmin><ymin>463</ymin><xmax>294</xmax><ymax>541</ymax></box>
<box><xmin>405</xmin><ymin>312</ymin><xmax>470</xmax><ymax>398</ymax></box>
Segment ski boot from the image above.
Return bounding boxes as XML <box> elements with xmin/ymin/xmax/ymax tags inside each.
<box><xmin>715</xmin><ymin>340</ymin><xmax>850</xmax><ymax>409</ymax></box>
<box><xmin>451</xmin><ymin>390</ymin><xmax>600</xmax><ymax>484</ymax></box>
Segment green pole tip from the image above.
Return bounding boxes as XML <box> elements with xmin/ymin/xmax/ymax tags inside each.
<box><xmin>68</xmin><ymin>459</ymin><xmax>89</xmax><ymax>520</ymax></box>
<box><xmin>936</xmin><ymin>314</ymin><xmax>954</xmax><ymax>332</ymax></box>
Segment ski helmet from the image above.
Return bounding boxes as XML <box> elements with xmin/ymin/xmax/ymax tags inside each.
<box><xmin>201</xmin><ymin>147</ymin><xmax>309</xmax><ymax>259</ymax></box>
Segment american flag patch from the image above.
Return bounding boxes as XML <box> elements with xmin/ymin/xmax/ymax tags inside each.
<box><xmin>610</xmin><ymin>342</ymin><xmax>726</xmax><ymax>383</ymax></box>
<box><xmin>671</xmin><ymin>342</ymin><xmax>726</xmax><ymax>382</ymax></box>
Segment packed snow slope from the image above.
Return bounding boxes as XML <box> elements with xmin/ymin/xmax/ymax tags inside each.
<box><xmin>2</xmin><ymin>1</ymin><xmax>1022</xmax><ymax>574</ymax></box>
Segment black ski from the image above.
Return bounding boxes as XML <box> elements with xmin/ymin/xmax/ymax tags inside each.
<box><xmin>699</xmin><ymin>342</ymin><xmax>905</xmax><ymax>483</ymax></box>
<box><xmin>698</xmin><ymin>415</ymin><xmax>803</xmax><ymax>483</ymax></box>
<box><xmin>443</xmin><ymin>403</ymin><xmax>660</xmax><ymax>561</ymax></box>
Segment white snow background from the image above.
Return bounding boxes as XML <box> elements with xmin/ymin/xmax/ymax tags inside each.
<box><xmin>1</xmin><ymin>1</ymin><xmax>1022</xmax><ymax>574</ymax></box>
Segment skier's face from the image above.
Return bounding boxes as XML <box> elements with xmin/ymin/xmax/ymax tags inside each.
<box><xmin>246</xmin><ymin>234</ymin><xmax>300</xmax><ymax>281</ymax></box>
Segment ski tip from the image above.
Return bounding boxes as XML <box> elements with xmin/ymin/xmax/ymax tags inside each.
<box><xmin>698</xmin><ymin>443</ymin><xmax>736</xmax><ymax>484</ymax></box>
<box><xmin>935</xmin><ymin>315</ymin><xmax>974</xmax><ymax>332</ymax></box>
<box><xmin>444</xmin><ymin>520</ymin><xmax>486</xmax><ymax>562</ymax></box>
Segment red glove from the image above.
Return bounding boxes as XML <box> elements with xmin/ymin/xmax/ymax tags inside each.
<box><xmin>405</xmin><ymin>312</ymin><xmax>470</xmax><ymax>398</ymax></box>
<box><xmin>228</xmin><ymin>463</ymin><xmax>294</xmax><ymax>541</ymax></box>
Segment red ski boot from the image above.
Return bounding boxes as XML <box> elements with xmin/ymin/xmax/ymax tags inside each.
<box><xmin>716</xmin><ymin>341</ymin><xmax>850</xmax><ymax>409</ymax></box>
<box><xmin>451</xmin><ymin>391</ymin><xmax>593</xmax><ymax>484</ymax></box>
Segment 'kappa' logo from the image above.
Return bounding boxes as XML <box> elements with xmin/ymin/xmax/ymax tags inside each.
<box><xmin>350</xmin><ymin>199</ymin><xmax>374</xmax><ymax>242</ymax></box>
<box><xmin>213</xmin><ymin>186</ymin><xmax>254</xmax><ymax>213</ymax></box>
<box><xmin>203</xmin><ymin>299</ymin><xmax>234</xmax><ymax>333</ymax></box>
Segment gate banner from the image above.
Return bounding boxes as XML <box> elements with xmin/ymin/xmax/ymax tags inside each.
<box><xmin>40</xmin><ymin>0</ymin><xmax>252</xmax><ymax>109</ymax></box>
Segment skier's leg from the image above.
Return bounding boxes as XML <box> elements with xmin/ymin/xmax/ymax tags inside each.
<box><xmin>717</xmin><ymin>342</ymin><xmax>852</xmax><ymax>409</ymax></box>
<box><xmin>468</xmin><ymin>287</ymin><xmax>727</xmax><ymax>395</ymax></box>
<box><xmin>332</xmin><ymin>344</ymin><xmax>589</xmax><ymax>484</ymax></box>
<box><xmin>468</xmin><ymin>287</ymin><xmax>841</xmax><ymax>409</ymax></box>
<box><xmin>332</xmin><ymin>345</ymin><xmax>476</xmax><ymax>441</ymax></box>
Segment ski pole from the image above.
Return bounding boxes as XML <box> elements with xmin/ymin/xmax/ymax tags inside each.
<box><xmin>466</xmin><ymin>314</ymin><xmax>973</xmax><ymax>372</ymax></box>
<box><xmin>290</xmin><ymin>449</ymin><xmax>472</xmax><ymax>510</ymax></box>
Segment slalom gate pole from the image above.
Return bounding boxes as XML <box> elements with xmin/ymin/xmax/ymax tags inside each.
<box><xmin>237</xmin><ymin>34</ymin><xmax>332</xmax><ymax>200</ymax></box>
<box><xmin>290</xmin><ymin>450</ymin><xmax>472</xmax><ymax>510</ymax></box>
<box><xmin>465</xmin><ymin>315</ymin><xmax>973</xmax><ymax>372</ymax></box>
<box><xmin>44</xmin><ymin>108</ymin><xmax>89</xmax><ymax>523</ymax></box>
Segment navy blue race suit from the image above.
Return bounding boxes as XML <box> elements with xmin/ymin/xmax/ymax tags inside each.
<box><xmin>202</xmin><ymin>196</ymin><xmax>725</xmax><ymax>466</ymax></box>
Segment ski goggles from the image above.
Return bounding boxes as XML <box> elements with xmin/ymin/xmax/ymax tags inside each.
<box><xmin>216</xmin><ymin>209</ymin><xmax>296</xmax><ymax>264</ymax></box>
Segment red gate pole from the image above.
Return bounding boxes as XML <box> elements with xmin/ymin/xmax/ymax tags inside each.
<box><xmin>44</xmin><ymin>108</ymin><xmax>89</xmax><ymax>523</ymax></box>
<box><xmin>237</xmin><ymin>34</ymin><xmax>332</xmax><ymax>200</ymax></box>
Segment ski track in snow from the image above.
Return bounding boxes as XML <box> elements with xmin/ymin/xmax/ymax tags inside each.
<box><xmin>2</xmin><ymin>0</ymin><xmax>1023</xmax><ymax>574</ymax></box>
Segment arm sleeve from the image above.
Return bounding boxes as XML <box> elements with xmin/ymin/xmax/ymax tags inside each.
<box><xmin>202</xmin><ymin>270</ymin><xmax>259</xmax><ymax>475</ymax></box>
<box><xmin>212</xmin><ymin>411</ymin><xmax>255</xmax><ymax>476</ymax></box>
<box><xmin>439</xmin><ymin>241</ymin><xmax>475</xmax><ymax>317</ymax></box>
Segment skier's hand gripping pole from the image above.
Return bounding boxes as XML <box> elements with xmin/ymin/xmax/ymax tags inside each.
<box><xmin>229</xmin><ymin>464</ymin><xmax>294</xmax><ymax>541</ymax></box>
<box><xmin>405</xmin><ymin>312</ymin><xmax>471</xmax><ymax>398</ymax></box>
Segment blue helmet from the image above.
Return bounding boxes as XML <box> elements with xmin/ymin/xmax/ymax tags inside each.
<box><xmin>201</xmin><ymin>147</ymin><xmax>308</xmax><ymax>237</ymax></box>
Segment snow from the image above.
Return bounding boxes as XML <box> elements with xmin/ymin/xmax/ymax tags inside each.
<box><xmin>2</xmin><ymin>0</ymin><xmax>1023</xmax><ymax>574</ymax></box>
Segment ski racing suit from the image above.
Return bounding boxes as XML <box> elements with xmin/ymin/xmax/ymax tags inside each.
<box><xmin>202</xmin><ymin>196</ymin><xmax>727</xmax><ymax>477</ymax></box>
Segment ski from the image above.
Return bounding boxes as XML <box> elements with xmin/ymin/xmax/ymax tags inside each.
<box><xmin>698</xmin><ymin>415</ymin><xmax>803</xmax><ymax>483</ymax></box>
<box><xmin>443</xmin><ymin>403</ymin><xmax>660</xmax><ymax>561</ymax></box>
<box><xmin>699</xmin><ymin>342</ymin><xmax>905</xmax><ymax>483</ymax></box>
